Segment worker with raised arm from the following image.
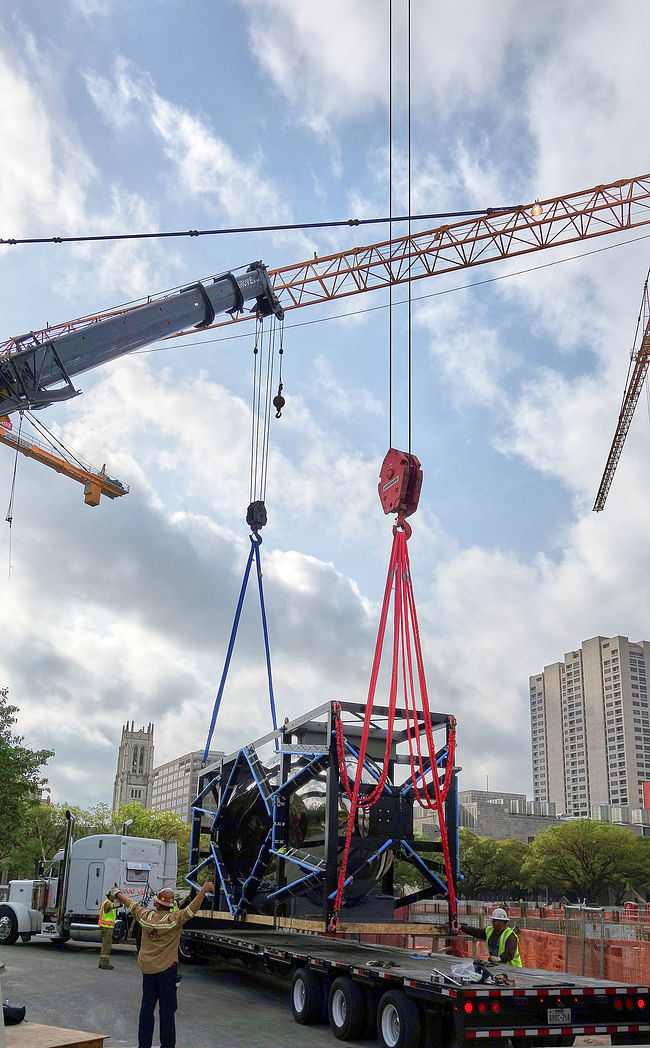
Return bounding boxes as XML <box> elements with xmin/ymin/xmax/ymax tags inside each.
<box><xmin>460</xmin><ymin>906</ymin><xmax>523</xmax><ymax>966</ymax></box>
<box><xmin>108</xmin><ymin>880</ymin><xmax>214</xmax><ymax>1048</ymax></box>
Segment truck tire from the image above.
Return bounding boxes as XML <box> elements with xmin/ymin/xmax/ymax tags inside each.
<box><xmin>0</xmin><ymin>905</ymin><xmax>19</xmax><ymax>945</ymax></box>
<box><xmin>328</xmin><ymin>976</ymin><xmax>367</xmax><ymax>1040</ymax></box>
<box><xmin>378</xmin><ymin>989</ymin><xmax>422</xmax><ymax>1048</ymax></box>
<box><xmin>291</xmin><ymin>966</ymin><xmax>325</xmax><ymax>1025</ymax></box>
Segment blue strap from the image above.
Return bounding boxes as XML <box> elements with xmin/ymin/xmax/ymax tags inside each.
<box><xmin>202</xmin><ymin>540</ymin><xmax>256</xmax><ymax>762</ymax></box>
<box><xmin>202</xmin><ymin>535</ymin><xmax>278</xmax><ymax>761</ymax></box>
<box><xmin>253</xmin><ymin>538</ymin><xmax>279</xmax><ymax>751</ymax></box>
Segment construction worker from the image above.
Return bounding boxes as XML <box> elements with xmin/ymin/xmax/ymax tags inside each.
<box><xmin>97</xmin><ymin>891</ymin><xmax>117</xmax><ymax>970</ymax></box>
<box><xmin>108</xmin><ymin>880</ymin><xmax>214</xmax><ymax>1048</ymax></box>
<box><xmin>461</xmin><ymin>907</ymin><xmax>523</xmax><ymax>966</ymax></box>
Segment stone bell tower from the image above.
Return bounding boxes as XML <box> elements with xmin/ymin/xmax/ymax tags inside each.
<box><xmin>112</xmin><ymin>721</ymin><xmax>154</xmax><ymax>811</ymax></box>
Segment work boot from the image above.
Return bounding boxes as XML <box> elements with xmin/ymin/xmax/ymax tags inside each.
<box><xmin>98</xmin><ymin>963</ymin><xmax>114</xmax><ymax>970</ymax></box>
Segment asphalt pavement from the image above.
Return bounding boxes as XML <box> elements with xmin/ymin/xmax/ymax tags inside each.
<box><xmin>1</xmin><ymin>936</ymin><xmax>378</xmax><ymax>1048</ymax></box>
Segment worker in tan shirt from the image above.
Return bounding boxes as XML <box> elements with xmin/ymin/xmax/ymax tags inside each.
<box><xmin>109</xmin><ymin>881</ymin><xmax>214</xmax><ymax>1048</ymax></box>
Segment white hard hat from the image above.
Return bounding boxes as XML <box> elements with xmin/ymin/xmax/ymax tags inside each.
<box><xmin>491</xmin><ymin>907</ymin><xmax>509</xmax><ymax>921</ymax></box>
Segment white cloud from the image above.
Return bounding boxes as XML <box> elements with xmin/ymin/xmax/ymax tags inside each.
<box><xmin>417</xmin><ymin>295</ymin><xmax>515</xmax><ymax>409</ymax></box>
<box><xmin>84</xmin><ymin>59</ymin><xmax>296</xmax><ymax>231</ymax></box>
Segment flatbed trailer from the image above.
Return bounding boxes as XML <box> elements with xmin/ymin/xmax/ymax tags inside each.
<box><xmin>180</xmin><ymin>920</ymin><xmax>650</xmax><ymax>1048</ymax></box>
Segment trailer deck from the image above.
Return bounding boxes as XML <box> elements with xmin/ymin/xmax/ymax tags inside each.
<box><xmin>182</xmin><ymin>923</ymin><xmax>650</xmax><ymax>1046</ymax></box>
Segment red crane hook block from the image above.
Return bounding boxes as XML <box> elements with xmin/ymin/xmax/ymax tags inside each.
<box><xmin>377</xmin><ymin>448</ymin><xmax>422</xmax><ymax>518</ymax></box>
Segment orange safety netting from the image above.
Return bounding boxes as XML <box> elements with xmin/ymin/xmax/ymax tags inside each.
<box><xmin>352</xmin><ymin>928</ymin><xmax>650</xmax><ymax>985</ymax></box>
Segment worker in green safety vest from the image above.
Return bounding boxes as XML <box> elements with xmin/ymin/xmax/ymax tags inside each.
<box><xmin>460</xmin><ymin>907</ymin><xmax>523</xmax><ymax>966</ymax></box>
<box><xmin>483</xmin><ymin>907</ymin><xmax>523</xmax><ymax>966</ymax></box>
<box><xmin>98</xmin><ymin>891</ymin><xmax>117</xmax><ymax>970</ymax></box>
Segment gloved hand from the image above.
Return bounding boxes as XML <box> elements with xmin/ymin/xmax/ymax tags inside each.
<box><xmin>488</xmin><ymin>955</ymin><xmax>500</xmax><ymax>964</ymax></box>
<box><xmin>107</xmin><ymin>885</ymin><xmax>121</xmax><ymax>903</ymax></box>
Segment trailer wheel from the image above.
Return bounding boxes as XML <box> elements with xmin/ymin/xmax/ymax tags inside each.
<box><xmin>291</xmin><ymin>966</ymin><xmax>325</xmax><ymax>1025</ymax></box>
<box><xmin>378</xmin><ymin>989</ymin><xmax>422</xmax><ymax>1048</ymax></box>
<box><xmin>328</xmin><ymin>976</ymin><xmax>367</xmax><ymax>1040</ymax></box>
<box><xmin>0</xmin><ymin>906</ymin><xmax>19</xmax><ymax>945</ymax></box>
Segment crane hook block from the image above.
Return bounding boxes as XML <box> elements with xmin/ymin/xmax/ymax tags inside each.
<box><xmin>246</xmin><ymin>499</ymin><xmax>267</xmax><ymax>533</ymax></box>
<box><xmin>378</xmin><ymin>448</ymin><xmax>423</xmax><ymax>518</ymax></box>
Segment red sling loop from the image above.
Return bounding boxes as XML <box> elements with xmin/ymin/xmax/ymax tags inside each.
<box><xmin>330</xmin><ymin>518</ymin><xmax>457</xmax><ymax>930</ymax></box>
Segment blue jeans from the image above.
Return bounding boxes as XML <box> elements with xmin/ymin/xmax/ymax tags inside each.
<box><xmin>138</xmin><ymin>964</ymin><xmax>178</xmax><ymax>1048</ymax></box>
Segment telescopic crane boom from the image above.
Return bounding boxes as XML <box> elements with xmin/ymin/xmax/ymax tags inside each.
<box><xmin>0</xmin><ymin>261</ymin><xmax>283</xmax><ymax>415</ymax></box>
<box><xmin>593</xmin><ymin>278</ymin><xmax>650</xmax><ymax>512</ymax></box>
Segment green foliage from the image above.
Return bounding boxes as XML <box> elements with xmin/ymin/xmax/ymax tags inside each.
<box><xmin>392</xmin><ymin>833</ymin><xmax>432</xmax><ymax>894</ymax></box>
<box><xmin>457</xmin><ymin>830</ymin><xmax>528</xmax><ymax>898</ymax></box>
<box><xmin>115</xmin><ymin>803</ymin><xmax>191</xmax><ymax>879</ymax></box>
<box><xmin>0</xmin><ymin>687</ymin><xmax>53</xmax><ymax>863</ymax></box>
<box><xmin>3</xmin><ymin>798</ymin><xmax>190</xmax><ymax>884</ymax></box>
<box><xmin>522</xmin><ymin>819</ymin><xmax>650</xmax><ymax>903</ymax></box>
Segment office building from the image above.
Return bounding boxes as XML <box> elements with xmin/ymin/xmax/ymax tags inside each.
<box><xmin>112</xmin><ymin>721</ymin><xmax>155</xmax><ymax>811</ymax></box>
<box><xmin>413</xmin><ymin>789</ymin><xmax>559</xmax><ymax>844</ymax></box>
<box><xmin>530</xmin><ymin>635</ymin><xmax>650</xmax><ymax>816</ymax></box>
<box><xmin>151</xmin><ymin>750</ymin><xmax>222</xmax><ymax>824</ymax></box>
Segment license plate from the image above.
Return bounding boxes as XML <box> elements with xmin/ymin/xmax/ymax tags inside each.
<box><xmin>547</xmin><ymin>1008</ymin><xmax>571</xmax><ymax>1025</ymax></box>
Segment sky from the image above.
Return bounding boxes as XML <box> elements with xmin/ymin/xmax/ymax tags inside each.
<box><xmin>1</xmin><ymin>0</ymin><xmax>650</xmax><ymax>813</ymax></box>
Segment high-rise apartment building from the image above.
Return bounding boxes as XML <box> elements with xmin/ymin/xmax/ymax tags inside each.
<box><xmin>112</xmin><ymin>721</ymin><xmax>155</xmax><ymax>811</ymax></box>
<box><xmin>530</xmin><ymin>635</ymin><xmax>650</xmax><ymax>816</ymax></box>
<box><xmin>151</xmin><ymin>750</ymin><xmax>222</xmax><ymax>824</ymax></box>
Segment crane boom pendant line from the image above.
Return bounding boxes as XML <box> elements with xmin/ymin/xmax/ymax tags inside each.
<box><xmin>202</xmin><ymin>534</ymin><xmax>278</xmax><ymax>762</ymax></box>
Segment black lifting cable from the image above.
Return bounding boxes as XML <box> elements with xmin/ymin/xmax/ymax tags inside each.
<box><xmin>26</xmin><ymin>411</ymin><xmax>88</xmax><ymax>472</ymax></box>
<box><xmin>5</xmin><ymin>411</ymin><xmax>25</xmax><ymax>580</ymax></box>
<box><xmin>247</xmin><ymin>315</ymin><xmax>285</xmax><ymax>537</ymax></box>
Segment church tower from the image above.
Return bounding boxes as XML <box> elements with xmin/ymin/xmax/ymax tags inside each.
<box><xmin>112</xmin><ymin>721</ymin><xmax>155</xmax><ymax>811</ymax></box>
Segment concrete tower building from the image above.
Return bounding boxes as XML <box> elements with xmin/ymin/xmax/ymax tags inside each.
<box><xmin>151</xmin><ymin>749</ymin><xmax>222</xmax><ymax>824</ymax></box>
<box><xmin>112</xmin><ymin>721</ymin><xmax>155</xmax><ymax>811</ymax></box>
<box><xmin>530</xmin><ymin>635</ymin><xmax>650</xmax><ymax>817</ymax></box>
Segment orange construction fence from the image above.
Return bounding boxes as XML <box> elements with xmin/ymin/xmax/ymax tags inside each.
<box><xmin>354</xmin><ymin>928</ymin><xmax>650</xmax><ymax>985</ymax></box>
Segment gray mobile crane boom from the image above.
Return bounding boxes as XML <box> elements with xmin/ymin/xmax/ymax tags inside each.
<box><xmin>0</xmin><ymin>261</ymin><xmax>282</xmax><ymax>415</ymax></box>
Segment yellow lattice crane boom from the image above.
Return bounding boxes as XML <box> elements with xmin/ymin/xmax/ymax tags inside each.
<box><xmin>0</xmin><ymin>416</ymin><xmax>128</xmax><ymax>506</ymax></box>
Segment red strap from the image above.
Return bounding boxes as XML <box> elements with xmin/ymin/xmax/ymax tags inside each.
<box><xmin>331</xmin><ymin>524</ymin><xmax>457</xmax><ymax>924</ymax></box>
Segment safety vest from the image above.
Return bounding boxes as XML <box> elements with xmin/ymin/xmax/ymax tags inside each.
<box><xmin>98</xmin><ymin>900</ymin><xmax>117</xmax><ymax>928</ymax></box>
<box><xmin>485</xmin><ymin>924</ymin><xmax>522</xmax><ymax>966</ymax></box>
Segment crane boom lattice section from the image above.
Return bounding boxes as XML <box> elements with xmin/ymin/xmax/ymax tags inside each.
<box><xmin>266</xmin><ymin>173</ymin><xmax>650</xmax><ymax>313</ymax></box>
<box><xmin>593</xmin><ymin>280</ymin><xmax>650</xmax><ymax>511</ymax></box>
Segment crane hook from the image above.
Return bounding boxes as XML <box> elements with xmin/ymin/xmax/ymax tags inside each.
<box><xmin>273</xmin><ymin>382</ymin><xmax>285</xmax><ymax>419</ymax></box>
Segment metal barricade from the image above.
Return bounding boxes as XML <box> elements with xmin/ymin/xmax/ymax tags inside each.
<box><xmin>564</xmin><ymin>904</ymin><xmax>605</xmax><ymax>978</ymax></box>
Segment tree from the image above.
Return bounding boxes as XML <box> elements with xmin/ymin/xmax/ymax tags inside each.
<box><xmin>457</xmin><ymin>831</ymin><xmax>530</xmax><ymax>899</ymax></box>
<box><xmin>458</xmin><ymin>831</ymin><xmax>498</xmax><ymax>897</ymax></box>
<box><xmin>0</xmin><ymin>688</ymin><xmax>53</xmax><ymax>864</ymax></box>
<box><xmin>115</xmin><ymin>803</ymin><xmax>191</xmax><ymax>882</ymax></box>
<box><xmin>4</xmin><ymin>799</ymin><xmax>192</xmax><ymax>884</ymax></box>
<box><xmin>522</xmin><ymin>819</ymin><xmax>649</xmax><ymax>903</ymax></box>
